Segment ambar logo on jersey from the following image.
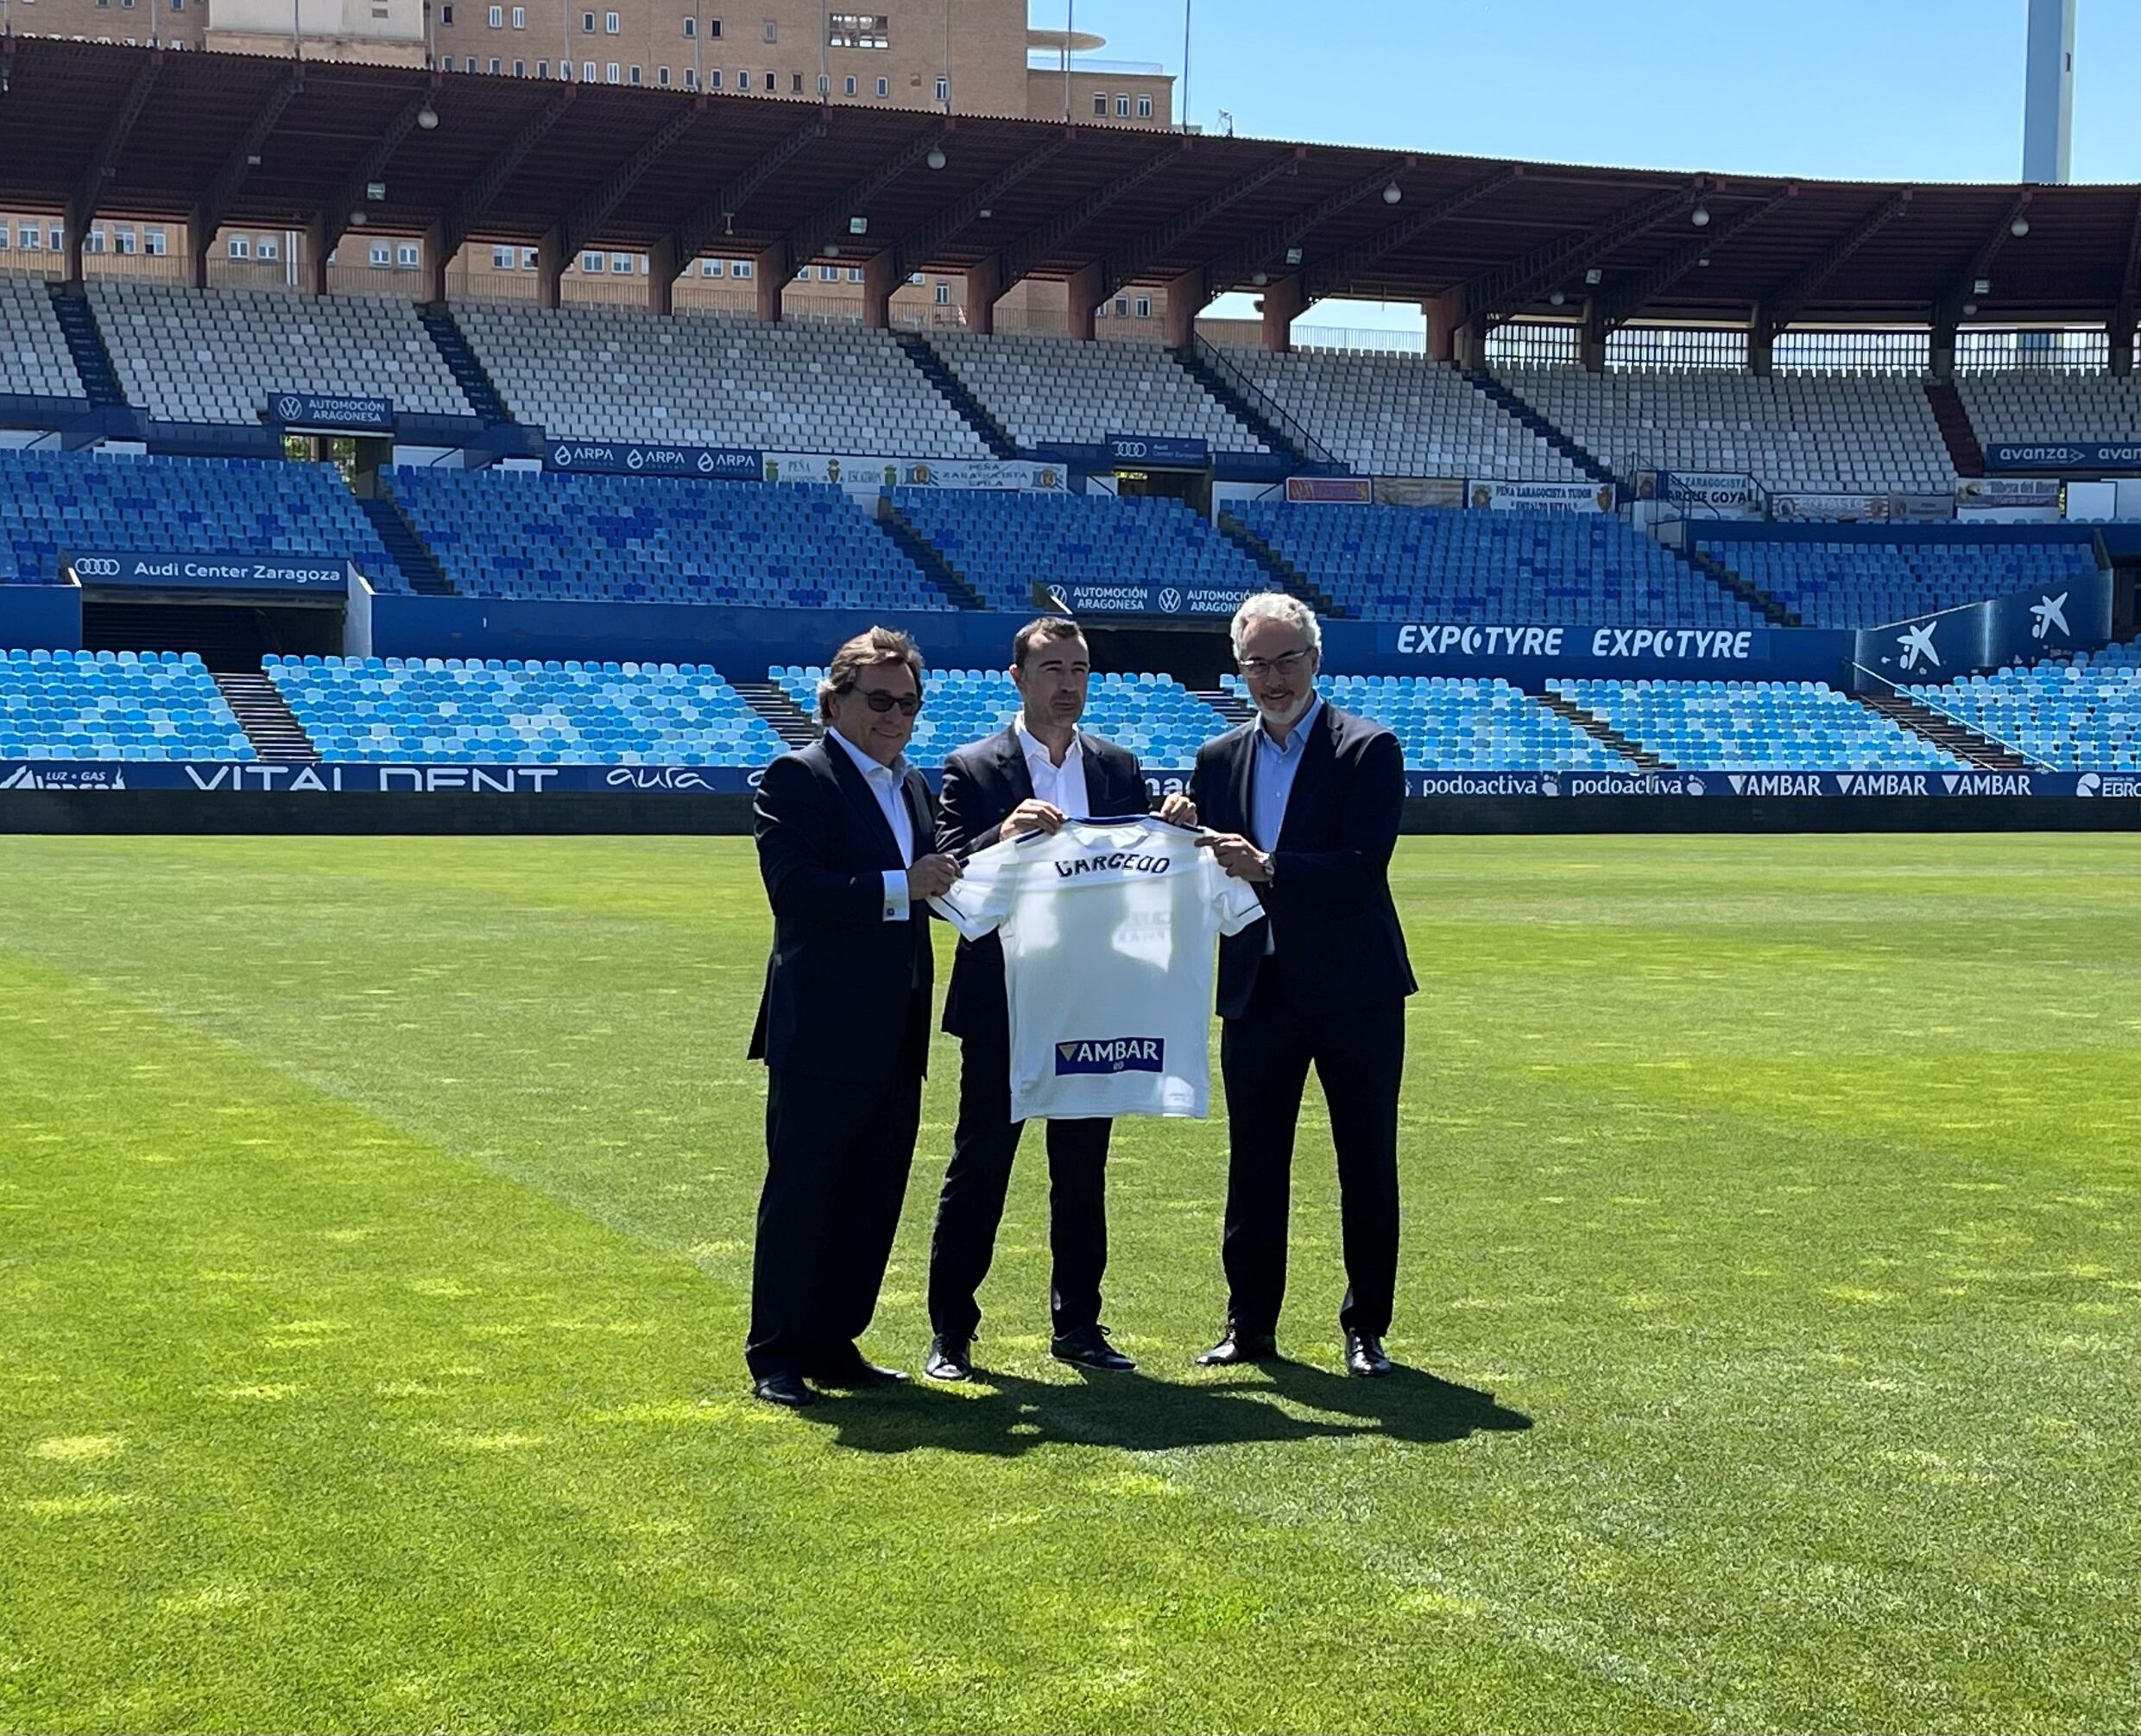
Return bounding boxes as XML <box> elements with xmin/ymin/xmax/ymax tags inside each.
<box><xmin>1056</xmin><ymin>1038</ymin><xmax>1165</xmax><ymax>1075</ymax></box>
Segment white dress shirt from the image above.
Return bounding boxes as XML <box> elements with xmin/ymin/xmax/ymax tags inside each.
<box><xmin>828</xmin><ymin>727</ymin><xmax>916</xmax><ymax>922</ymax></box>
<box><xmin>1018</xmin><ymin>723</ymin><xmax>1091</xmax><ymax>820</ymax></box>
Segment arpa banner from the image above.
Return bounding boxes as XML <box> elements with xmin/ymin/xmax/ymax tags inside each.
<box><xmin>1049</xmin><ymin>580</ymin><xmax>1273</xmax><ymax>616</ymax></box>
<box><xmin>67</xmin><ymin>552</ymin><xmax>351</xmax><ymax>593</ymax></box>
<box><xmin>1468</xmin><ymin>479</ymin><xmax>1617</xmax><ymax>513</ymax></box>
<box><xmin>266</xmin><ymin>391</ymin><xmax>395</xmax><ymax>434</ymax></box>
<box><xmin>1985</xmin><ymin>441</ymin><xmax>2141</xmax><ymax>474</ymax></box>
<box><xmin>545</xmin><ymin>440</ymin><xmax>763</xmax><ymax>480</ymax></box>
<box><xmin>1107</xmin><ymin>433</ymin><xmax>1211</xmax><ymax>470</ymax></box>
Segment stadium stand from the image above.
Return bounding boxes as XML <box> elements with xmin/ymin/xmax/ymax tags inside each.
<box><xmin>0</xmin><ymin>448</ymin><xmax>409</xmax><ymax>589</ymax></box>
<box><xmin>770</xmin><ymin>665</ymin><xmax>1228</xmax><ymax>768</ymax></box>
<box><xmin>383</xmin><ymin>466</ymin><xmax>950</xmax><ymax>608</ymax></box>
<box><xmin>925</xmin><ymin>332</ymin><xmax>1268</xmax><ymax>454</ymax></box>
<box><xmin>1909</xmin><ymin>641</ymin><xmax>2141</xmax><ymax>768</ymax></box>
<box><xmin>1549</xmin><ymin>677</ymin><xmax>1967</xmax><ymax>769</ymax></box>
<box><xmin>1</xmin><ymin>276</ymin><xmax>86</xmax><ymax>402</ymax></box>
<box><xmin>1228</xmin><ymin>500</ymin><xmax>1755</xmax><ymax>626</ymax></box>
<box><xmin>1226</xmin><ymin>350</ymin><xmax>1587</xmax><ymax>482</ymax></box>
<box><xmin>1699</xmin><ymin>534</ymin><xmax>2102</xmax><ymax>628</ymax></box>
<box><xmin>887</xmin><ymin>487</ymin><xmax>1271</xmax><ymax>613</ymax></box>
<box><xmin>454</xmin><ymin>304</ymin><xmax>990</xmax><ymax>456</ymax></box>
<box><xmin>1954</xmin><ymin>370</ymin><xmax>2141</xmax><ymax>446</ymax></box>
<box><xmin>263</xmin><ymin>654</ymin><xmax>790</xmax><ymax>765</ymax></box>
<box><xmin>0</xmin><ymin>647</ymin><xmax>255</xmax><ymax>760</ymax></box>
<box><xmin>86</xmin><ymin>283</ymin><xmax>471</xmax><ymax>425</ymax></box>
<box><xmin>1499</xmin><ymin>368</ymin><xmax>1956</xmax><ymax>494</ymax></box>
<box><xmin>1224</xmin><ymin>672</ymin><xmax>1628</xmax><ymax>771</ymax></box>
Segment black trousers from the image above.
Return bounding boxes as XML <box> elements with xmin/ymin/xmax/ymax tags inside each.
<box><xmin>927</xmin><ymin>1029</ymin><xmax>1111</xmax><ymax>1340</ymax></box>
<box><xmin>744</xmin><ymin>1006</ymin><xmax>926</xmax><ymax>1379</ymax></box>
<box><xmin>1217</xmin><ymin>973</ymin><xmax>1405</xmax><ymax>1337</ymax></box>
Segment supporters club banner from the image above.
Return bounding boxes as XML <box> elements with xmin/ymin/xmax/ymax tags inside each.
<box><xmin>1955</xmin><ymin>477</ymin><xmax>2061</xmax><ymax>510</ymax></box>
<box><xmin>1285</xmin><ymin>475</ymin><xmax>1374</xmax><ymax>504</ymax></box>
<box><xmin>66</xmin><ymin>552</ymin><xmax>352</xmax><ymax>593</ymax></box>
<box><xmin>1984</xmin><ymin>441</ymin><xmax>2141</xmax><ymax>474</ymax></box>
<box><xmin>266</xmin><ymin>391</ymin><xmax>395</xmax><ymax>434</ymax></box>
<box><xmin>0</xmin><ymin>762</ymin><xmax>2125</xmax><ymax>799</ymax></box>
<box><xmin>1468</xmin><ymin>479</ymin><xmax>1617</xmax><ymax>513</ymax></box>
<box><xmin>544</xmin><ymin>440</ymin><xmax>763</xmax><ymax>481</ymax></box>
<box><xmin>1651</xmin><ymin>471</ymin><xmax>1762</xmax><ymax>514</ymax></box>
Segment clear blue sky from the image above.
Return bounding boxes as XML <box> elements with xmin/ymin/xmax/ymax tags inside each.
<box><xmin>1036</xmin><ymin>1</ymin><xmax>2139</xmax><ymax>330</ymax></box>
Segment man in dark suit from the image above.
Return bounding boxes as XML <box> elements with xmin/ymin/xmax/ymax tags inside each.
<box><xmin>1189</xmin><ymin>594</ymin><xmax>1417</xmax><ymax>1378</ymax></box>
<box><xmin>745</xmin><ymin>626</ymin><xmax>963</xmax><ymax>1408</ymax></box>
<box><xmin>923</xmin><ymin>616</ymin><xmax>1192</xmax><ymax>1382</ymax></box>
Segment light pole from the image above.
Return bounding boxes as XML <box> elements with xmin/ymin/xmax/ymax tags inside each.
<box><xmin>1181</xmin><ymin>0</ymin><xmax>1190</xmax><ymax>131</ymax></box>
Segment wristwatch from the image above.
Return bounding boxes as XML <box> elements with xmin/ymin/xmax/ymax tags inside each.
<box><xmin>1262</xmin><ymin>850</ymin><xmax>1277</xmax><ymax>886</ymax></box>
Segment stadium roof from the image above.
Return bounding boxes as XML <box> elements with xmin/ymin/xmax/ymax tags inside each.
<box><xmin>3</xmin><ymin>35</ymin><xmax>2139</xmax><ymax>329</ymax></box>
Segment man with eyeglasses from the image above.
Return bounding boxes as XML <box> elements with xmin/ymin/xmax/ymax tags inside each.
<box><xmin>922</xmin><ymin>616</ymin><xmax>1194</xmax><ymax>1384</ymax></box>
<box><xmin>1190</xmin><ymin>594</ymin><xmax>1416</xmax><ymax>1378</ymax></box>
<box><xmin>744</xmin><ymin>627</ymin><xmax>963</xmax><ymax>1408</ymax></box>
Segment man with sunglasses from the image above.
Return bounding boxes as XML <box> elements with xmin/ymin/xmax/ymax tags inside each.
<box><xmin>1190</xmin><ymin>594</ymin><xmax>1416</xmax><ymax>1379</ymax></box>
<box><xmin>745</xmin><ymin>627</ymin><xmax>963</xmax><ymax>1408</ymax></box>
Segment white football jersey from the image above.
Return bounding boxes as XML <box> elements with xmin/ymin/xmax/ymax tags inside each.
<box><xmin>932</xmin><ymin>816</ymin><xmax>1265</xmax><ymax>1122</ymax></box>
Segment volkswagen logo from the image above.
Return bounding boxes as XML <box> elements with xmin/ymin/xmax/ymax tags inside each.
<box><xmin>75</xmin><ymin>558</ymin><xmax>122</xmax><ymax>578</ymax></box>
<box><xmin>1157</xmin><ymin>587</ymin><xmax>1183</xmax><ymax>613</ymax></box>
<box><xmin>275</xmin><ymin>395</ymin><xmax>302</xmax><ymax>421</ymax></box>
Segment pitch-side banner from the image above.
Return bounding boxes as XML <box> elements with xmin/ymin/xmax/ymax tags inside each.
<box><xmin>1048</xmin><ymin>580</ymin><xmax>1273</xmax><ymax>615</ymax></box>
<box><xmin>544</xmin><ymin>440</ymin><xmax>763</xmax><ymax>480</ymax></box>
<box><xmin>1468</xmin><ymin>479</ymin><xmax>1618</xmax><ymax>513</ymax></box>
<box><xmin>266</xmin><ymin>391</ymin><xmax>395</xmax><ymax>434</ymax></box>
<box><xmin>1984</xmin><ymin>441</ymin><xmax>2141</xmax><ymax>474</ymax></box>
<box><xmin>761</xmin><ymin>452</ymin><xmax>1068</xmax><ymax>491</ymax></box>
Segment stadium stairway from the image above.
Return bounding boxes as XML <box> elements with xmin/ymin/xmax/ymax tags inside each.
<box><xmin>420</xmin><ymin>308</ymin><xmax>514</xmax><ymax>426</ymax></box>
<box><xmin>896</xmin><ymin>335</ymin><xmax>1020</xmax><ymax>458</ymax></box>
<box><xmin>1850</xmin><ymin>689</ymin><xmax>2033</xmax><ymax>769</ymax></box>
<box><xmin>1174</xmin><ymin>340</ymin><xmax>1326</xmax><ymax>465</ymax></box>
<box><xmin>46</xmin><ymin>283</ymin><xmax>128</xmax><ymax>408</ymax></box>
<box><xmin>212</xmin><ymin>670</ymin><xmax>320</xmax><ymax>762</ymax></box>
<box><xmin>1675</xmin><ymin>542</ymin><xmax>1801</xmax><ymax>628</ymax></box>
<box><xmin>875</xmin><ymin>499</ymin><xmax>988</xmax><ymax>609</ymax></box>
<box><xmin>1214</xmin><ymin>509</ymin><xmax>1347</xmax><ymax>619</ymax></box>
<box><xmin>357</xmin><ymin>493</ymin><xmax>454</xmax><ymax>595</ymax></box>
<box><xmin>1193</xmin><ymin>687</ymin><xmax>1255</xmax><ymax>727</ymax></box>
<box><xmin>1463</xmin><ymin>369</ymin><xmax>1621</xmax><ymax>489</ymax></box>
<box><xmin>1924</xmin><ymin>380</ymin><xmax>1987</xmax><ymax>479</ymax></box>
<box><xmin>1533</xmin><ymin>691</ymin><xmax>1667</xmax><ymax>769</ymax></box>
<box><xmin>730</xmin><ymin>679</ymin><xmax>819</xmax><ymax>749</ymax></box>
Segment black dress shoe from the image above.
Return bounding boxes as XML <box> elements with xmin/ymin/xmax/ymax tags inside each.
<box><xmin>923</xmin><ymin>1334</ymin><xmax>973</xmax><ymax>1382</ymax></box>
<box><xmin>806</xmin><ymin>1348</ymin><xmax>908</xmax><ymax>1387</ymax></box>
<box><xmin>752</xmin><ymin>1371</ymin><xmax>818</xmax><ymax>1408</ymax></box>
<box><xmin>1345</xmin><ymin>1330</ymin><xmax>1393</xmax><ymax>1378</ymax></box>
<box><xmin>1051</xmin><ymin>1324</ymin><xmax>1135</xmax><ymax>1372</ymax></box>
<box><xmin>1195</xmin><ymin>1325</ymin><xmax>1278</xmax><ymax>1367</ymax></box>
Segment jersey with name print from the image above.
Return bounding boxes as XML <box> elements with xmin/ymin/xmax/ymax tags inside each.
<box><xmin>931</xmin><ymin>816</ymin><xmax>1265</xmax><ymax>1121</ymax></box>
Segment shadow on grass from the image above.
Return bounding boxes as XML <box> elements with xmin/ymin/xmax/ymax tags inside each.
<box><xmin>800</xmin><ymin>1357</ymin><xmax>1533</xmax><ymax>1456</ymax></box>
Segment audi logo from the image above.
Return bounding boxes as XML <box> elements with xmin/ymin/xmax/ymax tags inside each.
<box><xmin>1114</xmin><ymin>440</ymin><xmax>1148</xmax><ymax>458</ymax></box>
<box><xmin>75</xmin><ymin>558</ymin><xmax>122</xmax><ymax>578</ymax></box>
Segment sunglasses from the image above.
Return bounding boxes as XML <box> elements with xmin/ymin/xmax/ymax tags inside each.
<box><xmin>847</xmin><ymin>689</ymin><xmax>923</xmax><ymax>716</ymax></box>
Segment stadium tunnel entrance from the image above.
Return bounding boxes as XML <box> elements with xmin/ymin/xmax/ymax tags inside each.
<box><xmin>81</xmin><ymin>597</ymin><xmax>344</xmax><ymax>671</ymax></box>
<box><xmin>1112</xmin><ymin>465</ymin><xmax>1211</xmax><ymax>515</ymax></box>
<box><xmin>1079</xmin><ymin>622</ymin><xmax>1234</xmax><ymax>690</ymax></box>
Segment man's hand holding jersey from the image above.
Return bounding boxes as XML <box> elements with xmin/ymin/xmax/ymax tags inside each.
<box><xmin>1197</xmin><ymin>831</ymin><xmax>1272</xmax><ymax>883</ymax></box>
<box><xmin>1156</xmin><ymin>792</ymin><xmax>1197</xmax><ymax>827</ymax></box>
<box><xmin>907</xmin><ymin>852</ymin><xmax>963</xmax><ymax>900</ymax></box>
<box><xmin>999</xmin><ymin>798</ymin><xmax>1069</xmax><ymax>841</ymax></box>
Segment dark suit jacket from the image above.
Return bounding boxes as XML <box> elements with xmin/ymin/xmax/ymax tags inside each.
<box><xmin>934</xmin><ymin>724</ymin><xmax>1149</xmax><ymax>1042</ymax></box>
<box><xmin>1189</xmin><ymin>701</ymin><xmax>1417</xmax><ymax>1020</ymax></box>
<box><xmin>748</xmin><ymin>733</ymin><xmax>937</xmax><ymax>1082</ymax></box>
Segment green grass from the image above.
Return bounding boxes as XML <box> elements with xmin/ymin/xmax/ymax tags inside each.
<box><xmin>1</xmin><ymin>834</ymin><xmax>2136</xmax><ymax>1735</ymax></box>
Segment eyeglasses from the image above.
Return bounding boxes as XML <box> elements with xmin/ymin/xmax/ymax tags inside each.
<box><xmin>1238</xmin><ymin>648</ymin><xmax>1311</xmax><ymax>679</ymax></box>
<box><xmin>849</xmin><ymin>688</ymin><xmax>923</xmax><ymax>716</ymax></box>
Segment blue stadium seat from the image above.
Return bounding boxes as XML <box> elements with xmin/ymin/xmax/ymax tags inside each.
<box><xmin>1548</xmin><ymin>677</ymin><xmax>1966</xmax><ymax>770</ymax></box>
<box><xmin>0</xmin><ymin>647</ymin><xmax>255</xmax><ymax>760</ymax></box>
<box><xmin>1909</xmin><ymin>640</ymin><xmax>2141</xmax><ymax>768</ymax></box>
<box><xmin>1222</xmin><ymin>672</ymin><xmax>1626</xmax><ymax>771</ymax></box>
<box><xmin>1702</xmin><ymin>534</ymin><xmax>2101</xmax><ymax>629</ymax></box>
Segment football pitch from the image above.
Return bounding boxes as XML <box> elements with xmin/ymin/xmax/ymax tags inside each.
<box><xmin>1</xmin><ymin>833</ymin><xmax>2135</xmax><ymax>1735</ymax></box>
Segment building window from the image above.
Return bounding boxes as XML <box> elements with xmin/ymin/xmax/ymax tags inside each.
<box><xmin>1135</xmin><ymin>296</ymin><xmax>1151</xmax><ymax>317</ymax></box>
<box><xmin>583</xmin><ymin>60</ymin><xmax>596</xmax><ymax>79</ymax></box>
<box><xmin>629</xmin><ymin>64</ymin><xmax>641</xmax><ymax>82</ymax></box>
<box><xmin>1116</xmin><ymin>95</ymin><xmax>1130</xmax><ymax>117</ymax></box>
<box><xmin>658</xmin><ymin>65</ymin><xmax>670</xmax><ymax>85</ymax></box>
<box><xmin>0</xmin><ymin>230</ymin><xmax>9</xmax><ymax>254</ymax></box>
<box><xmin>223</xmin><ymin>234</ymin><xmax>245</xmax><ymax>259</ymax></box>
<box><xmin>611</xmin><ymin>252</ymin><xmax>632</xmax><ymax>274</ymax></box>
<box><xmin>514</xmin><ymin>59</ymin><xmax>524</xmax><ymax>74</ymax></box>
<box><xmin>604</xmin><ymin>10</ymin><xmax>617</xmax><ymax>30</ymax></box>
<box><xmin>790</xmin><ymin>72</ymin><xmax>802</xmax><ymax>92</ymax></box>
<box><xmin>932</xmin><ymin>281</ymin><xmax>950</xmax><ymax>305</ymax></box>
<box><xmin>486</xmin><ymin>4</ymin><xmax>500</xmax><ymax>24</ymax></box>
<box><xmin>818</xmin><ymin>264</ymin><xmax>837</xmax><ymax>281</ymax></box>
<box><xmin>843</xmin><ymin>75</ymin><xmax>856</xmax><ymax>95</ymax></box>
<box><xmin>708</xmin><ymin>17</ymin><xmax>720</xmax><ymax>36</ymax></box>
<box><xmin>826</xmin><ymin>11</ymin><xmax>887</xmax><ymax>48</ymax></box>
<box><xmin>397</xmin><ymin>243</ymin><xmax>420</xmax><ymax>268</ymax></box>
<box><xmin>1093</xmin><ymin>93</ymin><xmax>1108</xmax><ymax>116</ymax></box>
<box><xmin>17</xmin><ymin>226</ymin><xmax>38</xmax><ymax>250</ymax></box>
<box><xmin>934</xmin><ymin>75</ymin><xmax>948</xmax><ymax>104</ymax></box>
<box><xmin>521</xmin><ymin>247</ymin><xmax>538</xmax><ymax>268</ymax></box>
<box><xmin>817</xmin><ymin>73</ymin><xmax>828</xmax><ymax>95</ymax></box>
<box><xmin>1113</xmin><ymin>296</ymin><xmax>1127</xmax><ymax>318</ymax></box>
<box><xmin>1138</xmin><ymin>94</ymin><xmax>1153</xmax><ymax>117</ymax></box>
<box><xmin>763</xmin><ymin>71</ymin><xmax>774</xmax><ymax>91</ymax></box>
<box><xmin>761</xmin><ymin>17</ymin><xmax>774</xmax><ymax>41</ymax></box>
<box><xmin>440</xmin><ymin>55</ymin><xmax>454</xmax><ymax>70</ymax></box>
<box><xmin>582</xmin><ymin>251</ymin><xmax>604</xmax><ymax>273</ymax></box>
<box><xmin>512</xmin><ymin>3</ymin><xmax>523</xmax><ymax>20</ymax></box>
<box><xmin>606</xmin><ymin>61</ymin><xmax>619</xmax><ymax>80</ymax></box>
<box><xmin>710</xmin><ymin>69</ymin><xmax>722</xmax><ymax>87</ymax></box>
<box><xmin>846</xmin><ymin>266</ymin><xmax>863</xmax><ymax>283</ymax></box>
<box><xmin>85</xmin><ymin>227</ymin><xmax>106</xmax><ymax>255</ymax></box>
<box><xmin>681</xmin><ymin>14</ymin><xmax>692</xmax><ymax>34</ymax></box>
<box><xmin>581</xmin><ymin>9</ymin><xmax>593</xmax><ymax>29</ymax></box>
<box><xmin>492</xmin><ymin>244</ymin><xmax>515</xmax><ymax>268</ymax></box>
<box><xmin>683</xmin><ymin>67</ymin><xmax>695</xmax><ymax>86</ymax></box>
<box><xmin>734</xmin><ymin>258</ymin><xmax>753</xmax><ymax>279</ymax></box>
<box><xmin>489</xmin><ymin>57</ymin><xmax>501</xmax><ymax>73</ymax></box>
<box><xmin>143</xmin><ymin>227</ymin><xmax>167</xmax><ymax>256</ymax></box>
<box><xmin>875</xmin><ymin>75</ymin><xmax>887</xmax><ymax>96</ymax></box>
<box><xmin>256</xmin><ymin>235</ymin><xmax>279</xmax><ymax>262</ymax></box>
<box><xmin>736</xmin><ymin>69</ymin><xmax>748</xmax><ymax>89</ymax></box>
<box><xmin>369</xmin><ymin>243</ymin><xmax>393</xmax><ymax>267</ymax></box>
<box><xmin>440</xmin><ymin>3</ymin><xmax>452</xmax><ymax>20</ymax></box>
<box><xmin>114</xmin><ymin>225</ymin><xmax>136</xmax><ymax>256</ymax></box>
<box><xmin>700</xmin><ymin>258</ymin><xmax>723</xmax><ymax>276</ymax></box>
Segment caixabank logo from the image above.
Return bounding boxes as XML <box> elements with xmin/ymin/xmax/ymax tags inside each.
<box><xmin>1056</xmin><ymin>1038</ymin><xmax>1164</xmax><ymax>1076</ymax></box>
